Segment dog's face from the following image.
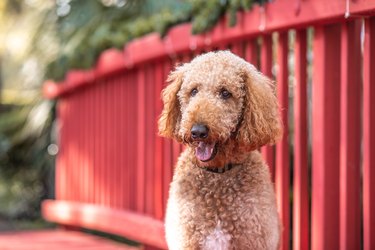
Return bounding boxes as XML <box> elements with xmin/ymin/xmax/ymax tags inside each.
<box><xmin>159</xmin><ymin>51</ymin><xmax>282</xmax><ymax>166</ymax></box>
<box><xmin>177</xmin><ymin>55</ymin><xmax>246</xmax><ymax>163</ymax></box>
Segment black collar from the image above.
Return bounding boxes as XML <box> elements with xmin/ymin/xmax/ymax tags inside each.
<box><xmin>200</xmin><ymin>163</ymin><xmax>235</xmax><ymax>174</ymax></box>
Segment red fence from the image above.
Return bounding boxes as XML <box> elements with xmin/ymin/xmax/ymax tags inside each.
<box><xmin>43</xmin><ymin>0</ymin><xmax>375</xmax><ymax>249</ymax></box>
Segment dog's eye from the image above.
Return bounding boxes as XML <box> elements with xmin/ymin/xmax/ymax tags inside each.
<box><xmin>220</xmin><ymin>89</ymin><xmax>232</xmax><ymax>99</ymax></box>
<box><xmin>191</xmin><ymin>88</ymin><xmax>198</xmax><ymax>97</ymax></box>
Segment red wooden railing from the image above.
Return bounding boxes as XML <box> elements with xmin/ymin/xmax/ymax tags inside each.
<box><xmin>43</xmin><ymin>0</ymin><xmax>375</xmax><ymax>249</ymax></box>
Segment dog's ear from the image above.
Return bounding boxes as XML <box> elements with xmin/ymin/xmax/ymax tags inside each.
<box><xmin>158</xmin><ymin>67</ymin><xmax>184</xmax><ymax>140</ymax></box>
<box><xmin>237</xmin><ymin>66</ymin><xmax>283</xmax><ymax>149</ymax></box>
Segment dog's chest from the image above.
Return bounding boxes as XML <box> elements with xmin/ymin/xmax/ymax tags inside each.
<box><xmin>177</xmin><ymin>171</ymin><xmax>251</xmax><ymax>246</ymax></box>
<box><xmin>203</xmin><ymin>221</ymin><xmax>231</xmax><ymax>250</ymax></box>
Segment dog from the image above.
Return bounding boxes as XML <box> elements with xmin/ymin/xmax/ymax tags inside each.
<box><xmin>158</xmin><ymin>51</ymin><xmax>282</xmax><ymax>250</ymax></box>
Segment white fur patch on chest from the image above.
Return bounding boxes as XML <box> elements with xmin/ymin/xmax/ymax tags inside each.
<box><xmin>203</xmin><ymin>221</ymin><xmax>231</xmax><ymax>250</ymax></box>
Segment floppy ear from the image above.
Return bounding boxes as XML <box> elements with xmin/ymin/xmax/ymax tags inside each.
<box><xmin>237</xmin><ymin>67</ymin><xmax>283</xmax><ymax>150</ymax></box>
<box><xmin>158</xmin><ymin>67</ymin><xmax>184</xmax><ymax>140</ymax></box>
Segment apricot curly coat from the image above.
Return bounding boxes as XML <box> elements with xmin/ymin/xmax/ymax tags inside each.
<box><xmin>159</xmin><ymin>51</ymin><xmax>282</xmax><ymax>250</ymax></box>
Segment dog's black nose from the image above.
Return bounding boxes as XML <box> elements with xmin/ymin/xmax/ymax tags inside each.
<box><xmin>191</xmin><ymin>124</ymin><xmax>209</xmax><ymax>140</ymax></box>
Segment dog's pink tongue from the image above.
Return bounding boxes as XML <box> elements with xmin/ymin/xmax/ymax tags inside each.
<box><xmin>195</xmin><ymin>142</ymin><xmax>215</xmax><ymax>162</ymax></box>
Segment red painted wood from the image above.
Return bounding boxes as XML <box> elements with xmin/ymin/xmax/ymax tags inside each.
<box><xmin>129</xmin><ymin>70</ymin><xmax>138</xmax><ymax>211</ymax></box>
<box><xmin>363</xmin><ymin>17</ymin><xmax>375</xmax><ymax>250</ymax></box>
<box><xmin>93</xmin><ymin>81</ymin><xmax>100</xmax><ymax>205</ymax></box>
<box><xmin>0</xmin><ymin>230</ymin><xmax>139</xmax><ymax>250</ymax></box>
<box><xmin>339</xmin><ymin>20</ymin><xmax>362</xmax><ymax>250</ymax></box>
<box><xmin>108</xmin><ymin>79</ymin><xmax>116</xmax><ymax>207</ymax></box>
<box><xmin>137</xmin><ymin>68</ymin><xmax>146</xmax><ymax>213</ymax></box>
<box><xmin>245</xmin><ymin>39</ymin><xmax>258</xmax><ymax>68</ymax></box>
<box><xmin>154</xmin><ymin>62</ymin><xmax>164</xmax><ymax>220</ymax></box>
<box><xmin>231</xmin><ymin>42</ymin><xmax>243</xmax><ymax>56</ymax></box>
<box><xmin>43</xmin><ymin>1</ymin><xmax>375</xmax><ymax>99</ymax></box>
<box><xmin>42</xmin><ymin>200</ymin><xmax>167</xmax><ymax>249</ymax></box>
<box><xmin>162</xmin><ymin>60</ymin><xmax>173</xmax><ymax>216</ymax></box>
<box><xmin>81</xmin><ymin>87</ymin><xmax>88</xmax><ymax>203</ymax></box>
<box><xmin>293</xmin><ymin>29</ymin><xmax>309</xmax><ymax>250</ymax></box>
<box><xmin>104</xmin><ymin>79</ymin><xmax>111</xmax><ymax>207</ymax></box>
<box><xmin>121</xmin><ymin>73</ymin><xmax>129</xmax><ymax>209</ymax></box>
<box><xmin>275</xmin><ymin>31</ymin><xmax>289</xmax><ymax>250</ymax></box>
<box><xmin>260</xmin><ymin>34</ymin><xmax>275</xmax><ymax>181</ymax></box>
<box><xmin>67</xmin><ymin>95</ymin><xmax>74</xmax><ymax>201</ymax></box>
<box><xmin>116</xmin><ymin>75</ymin><xmax>123</xmax><ymax>208</ymax></box>
<box><xmin>145</xmin><ymin>65</ymin><xmax>155</xmax><ymax>217</ymax></box>
<box><xmin>311</xmin><ymin>24</ymin><xmax>341</xmax><ymax>250</ymax></box>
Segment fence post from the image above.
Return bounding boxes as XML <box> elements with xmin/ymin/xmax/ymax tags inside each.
<box><xmin>339</xmin><ymin>20</ymin><xmax>362</xmax><ymax>250</ymax></box>
<box><xmin>311</xmin><ymin>24</ymin><xmax>341</xmax><ymax>250</ymax></box>
<box><xmin>276</xmin><ymin>31</ymin><xmax>290</xmax><ymax>250</ymax></box>
<box><xmin>363</xmin><ymin>17</ymin><xmax>375</xmax><ymax>250</ymax></box>
<box><xmin>260</xmin><ymin>35</ymin><xmax>275</xmax><ymax>181</ymax></box>
<box><xmin>293</xmin><ymin>29</ymin><xmax>309</xmax><ymax>250</ymax></box>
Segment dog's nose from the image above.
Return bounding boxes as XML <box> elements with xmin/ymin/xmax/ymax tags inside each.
<box><xmin>191</xmin><ymin>124</ymin><xmax>209</xmax><ymax>140</ymax></box>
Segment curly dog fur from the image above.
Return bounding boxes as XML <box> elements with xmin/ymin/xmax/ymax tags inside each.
<box><xmin>159</xmin><ymin>51</ymin><xmax>282</xmax><ymax>250</ymax></box>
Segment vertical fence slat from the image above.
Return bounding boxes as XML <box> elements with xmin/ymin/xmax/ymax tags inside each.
<box><xmin>108</xmin><ymin>79</ymin><xmax>115</xmax><ymax>207</ymax></box>
<box><xmin>245</xmin><ymin>39</ymin><xmax>258</xmax><ymax>68</ymax></box>
<box><xmin>293</xmin><ymin>29</ymin><xmax>309</xmax><ymax>250</ymax></box>
<box><xmin>93</xmin><ymin>82</ymin><xmax>99</xmax><ymax>204</ymax></box>
<box><xmin>312</xmin><ymin>24</ymin><xmax>341</xmax><ymax>250</ymax></box>
<box><xmin>231</xmin><ymin>42</ymin><xmax>243</xmax><ymax>56</ymax></box>
<box><xmin>69</xmin><ymin>95</ymin><xmax>76</xmax><ymax>201</ymax></box>
<box><xmin>130</xmin><ymin>70</ymin><xmax>138</xmax><ymax>211</ymax></box>
<box><xmin>124</xmin><ymin>72</ymin><xmax>131</xmax><ymax>209</ymax></box>
<box><xmin>97</xmin><ymin>82</ymin><xmax>105</xmax><ymax>205</ymax></box>
<box><xmin>88</xmin><ymin>83</ymin><xmax>95</xmax><ymax>204</ymax></box>
<box><xmin>154</xmin><ymin>62</ymin><xmax>164</xmax><ymax>220</ymax></box>
<box><xmin>137</xmin><ymin>68</ymin><xmax>146</xmax><ymax>213</ymax></box>
<box><xmin>82</xmin><ymin>88</ymin><xmax>89</xmax><ymax>203</ymax></box>
<box><xmin>162</xmin><ymin>59</ymin><xmax>173</xmax><ymax>215</ymax></box>
<box><xmin>104</xmin><ymin>79</ymin><xmax>110</xmax><ymax>206</ymax></box>
<box><xmin>56</xmin><ymin>100</ymin><xmax>66</xmax><ymax>200</ymax></box>
<box><xmin>147</xmin><ymin>65</ymin><xmax>156</xmax><ymax>216</ymax></box>
<box><xmin>363</xmin><ymin>17</ymin><xmax>375</xmax><ymax>250</ymax></box>
<box><xmin>126</xmin><ymin>72</ymin><xmax>132</xmax><ymax>210</ymax></box>
<box><xmin>118</xmin><ymin>74</ymin><xmax>125</xmax><ymax>208</ymax></box>
<box><xmin>340</xmin><ymin>20</ymin><xmax>362</xmax><ymax>250</ymax></box>
<box><xmin>276</xmin><ymin>31</ymin><xmax>290</xmax><ymax>250</ymax></box>
<box><xmin>114</xmin><ymin>78</ymin><xmax>120</xmax><ymax>208</ymax></box>
<box><xmin>260</xmin><ymin>34</ymin><xmax>275</xmax><ymax>181</ymax></box>
<box><xmin>97</xmin><ymin>83</ymin><xmax>103</xmax><ymax>204</ymax></box>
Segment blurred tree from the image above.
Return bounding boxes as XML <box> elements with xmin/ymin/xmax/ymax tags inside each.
<box><xmin>0</xmin><ymin>0</ymin><xmax>55</xmax><ymax>220</ymax></box>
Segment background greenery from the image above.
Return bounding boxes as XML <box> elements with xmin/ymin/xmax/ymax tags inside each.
<box><xmin>0</xmin><ymin>0</ymin><xmax>265</xmax><ymax>225</ymax></box>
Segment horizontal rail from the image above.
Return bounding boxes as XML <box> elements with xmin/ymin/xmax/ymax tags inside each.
<box><xmin>43</xmin><ymin>0</ymin><xmax>375</xmax><ymax>99</ymax></box>
<box><xmin>41</xmin><ymin>200</ymin><xmax>167</xmax><ymax>249</ymax></box>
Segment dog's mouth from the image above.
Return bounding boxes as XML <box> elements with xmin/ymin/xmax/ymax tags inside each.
<box><xmin>195</xmin><ymin>141</ymin><xmax>217</xmax><ymax>162</ymax></box>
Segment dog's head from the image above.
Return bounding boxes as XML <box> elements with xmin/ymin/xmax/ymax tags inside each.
<box><xmin>158</xmin><ymin>51</ymin><xmax>282</xmax><ymax>165</ymax></box>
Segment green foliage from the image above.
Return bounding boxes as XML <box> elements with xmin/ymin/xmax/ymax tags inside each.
<box><xmin>0</xmin><ymin>102</ymin><xmax>54</xmax><ymax>219</ymax></box>
<box><xmin>47</xmin><ymin>0</ymin><xmax>266</xmax><ymax>81</ymax></box>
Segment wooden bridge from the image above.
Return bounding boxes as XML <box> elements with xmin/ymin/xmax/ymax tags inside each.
<box><xmin>1</xmin><ymin>0</ymin><xmax>375</xmax><ymax>249</ymax></box>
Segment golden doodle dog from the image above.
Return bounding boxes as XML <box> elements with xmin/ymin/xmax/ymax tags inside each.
<box><xmin>159</xmin><ymin>51</ymin><xmax>282</xmax><ymax>250</ymax></box>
